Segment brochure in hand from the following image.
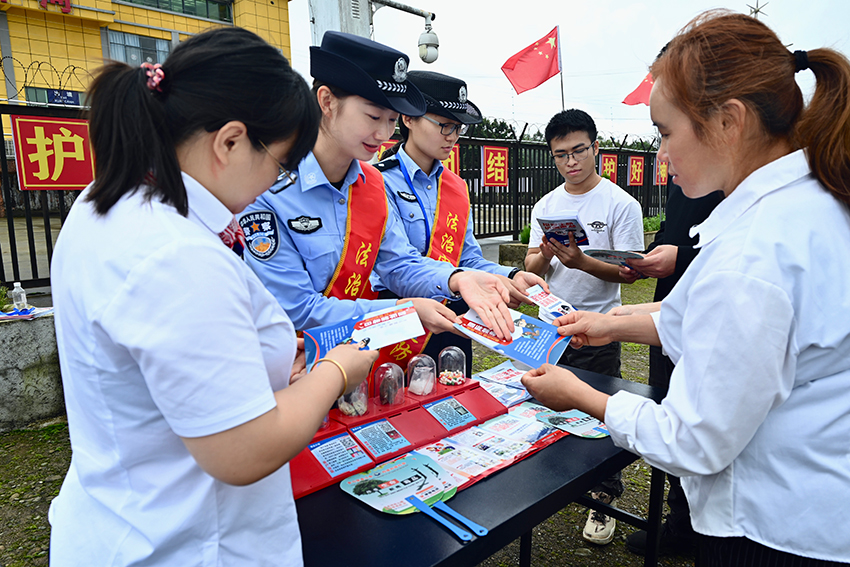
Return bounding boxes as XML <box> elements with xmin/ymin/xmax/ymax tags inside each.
<box><xmin>535</xmin><ymin>409</ymin><xmax>610</xmax><ymax>439</ymax></box>
<box><xmin>536</xmin><ymin>213</ymin><xmax>589</xmax><ymax>246</ymax></box>
<box><xmin>524</xmin><ymin>284</ymin><xmax>577</xmax><ymax>320</ymax></box>
<box><xmin>304</xmin><ymin>301</ymin><xmax>425</xmax><ymax>369</ymax></box>
<box><xmin>584</xmin><ymin>249</ymin><xmax>644</xmax><ymax>266</ymax></box>
<box><xmin>454</xmin><ymin>308</ymin><xmax>569</xmax><ymax>368</ymax></box>
<box><xmin>472</xmin><ymin>360</ymin><xmax>532</xmax><ymax>407</ymax></box>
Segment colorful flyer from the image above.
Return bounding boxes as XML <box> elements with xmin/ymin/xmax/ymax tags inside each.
<box><xmin>350</xmin><ymin>419</ymin><xmax>413</xmax><ymax>458</ymax></box>
<box><xmin>454</xmin><ymin>308</ymin><xmax>569</xmax><ymax>368</ymax></box>
<box><xmin>479</xmin><ymin>413</ymin><xmax>553</xmax><ymax>444</ymax></box>
<box><xmin>583</xmin><ymin>249</ymin><xmax>644</xmax><ymax>266</ymax></box>
<box><xmin>304</xmin><ymin>301</ymin><xmax>425</xmax><ymax>368</ymax></box>
<box><xmin>415</xmin><ymin>441</ymin><xmax>503</xmax><ymax>480</ymax></box>
<box><xmin>537</xmin><ymin>213</ymin><xmax>590</xmax><ymax>246</ymax></box>
<box><xmin>340</xmin><ymin>452</ymin><xmax>445</xmax><ymax>515</ymax></box>
<box><xmin>524</xmin><ymin>284</ymin><xmax>577</xmax><ymax>319</ymax></box>
<box><xmin>447</xmin><ymin>427</ymin><xmax>533</xmax><ymax>461</ymax></box>
<box><xmin>423</xmin><ymin>397</ymin><xmax>477</xmax><ymax>431</ymax></box>
<box><xmin>308</xmin><ymin>432</ymin><xmax>373</xmax><ymax>478</ymax></box>
<box><xmin>475</xmin><ymin>380</ymin><xmax>532</xmax><ymax>407</ymax></box>
<box><xmin>473</xmin><ymin>360</ymin><xmax>529</xmax><ymax>389</ymax></box>
<box><xmin>536</xmin><ymin>410</ymin><xmax>610</xmax><ymax>439</ymax></box>
<box><xmin>509</xmin><ymin>401</ymin><xmax>554</xmax><ymax>420</ymax></box>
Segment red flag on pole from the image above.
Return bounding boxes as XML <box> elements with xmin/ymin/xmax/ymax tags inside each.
<box><xmin>501</xmin><ymin>27</ymin><xmax>561</xmax><ymax>94</ymax></box>
<box><xmin>622</xmin><ymin>73</ymin><xmax>654</xmax><ymax>106</ymax></box>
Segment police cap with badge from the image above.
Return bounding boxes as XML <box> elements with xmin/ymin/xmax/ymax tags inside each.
<box><xmin>405</xmin><ymin>70</ymin><xmax>483</xmax><ymax>125</ymax></box>
<box><xmin>310</xmin><ymin>31</ymin><xmax>427</xmax><ymax>117</ymax></box>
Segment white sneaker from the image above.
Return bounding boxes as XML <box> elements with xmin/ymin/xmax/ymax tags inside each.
<box><xmin>583</xmin><ymin>491</ymin><xmax>617</xmax><ymax>545</ymax></box>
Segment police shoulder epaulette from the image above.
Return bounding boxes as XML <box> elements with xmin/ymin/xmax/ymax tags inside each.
<box><xmin>374</xmin><ymin>159</ymin><xmax>399</xmax><ymax>172</ymax></box>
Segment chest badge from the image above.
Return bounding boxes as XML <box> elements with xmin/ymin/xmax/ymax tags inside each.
<box><xmin>396</xmin><ymin>190</ymin><xmax>418</xmax><ymax>203</ymax></box>
<box><xmin>288</xmin><ymin>215</ymin><xmax>323</xmax><ymax>234</ymax></box>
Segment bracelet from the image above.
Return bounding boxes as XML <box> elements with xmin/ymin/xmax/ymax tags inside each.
<box><xmin>316</xmin><ymin>358</ymin><xmax>348</xmax><ymax>398</ymax></box>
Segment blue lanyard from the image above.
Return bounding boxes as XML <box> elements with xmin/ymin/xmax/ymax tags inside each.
<box><xmin>396</xmin><ymin>154</ymin><xmax>437</xmax><ymax>249</ymax></box>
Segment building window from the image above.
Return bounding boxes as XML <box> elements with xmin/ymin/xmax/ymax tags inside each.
<box><xmin>126</xmin><ymin>0</ymin><xmax>232</xmax><ymax>22</ymax></box>
<box><xmin>108</xmin><ymin>31</ymin><xmax>172</xmax><ymax>66</ymax></box>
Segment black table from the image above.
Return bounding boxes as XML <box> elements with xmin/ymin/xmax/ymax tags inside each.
<box><xmin>296</xmin><ymin>367</ymin><xmax>666</xmax><ymax>567</ymax></box>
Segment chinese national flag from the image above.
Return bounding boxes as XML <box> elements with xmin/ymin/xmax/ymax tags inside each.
<box><xmin>501</xmin><ymin>27</ymin><xmax>561</xmax><ymax>94</ymax></box>
<box><xmin>623</xmin><ymin>73</ymin><xmax>654</xmax><ymax>106</ymax></box>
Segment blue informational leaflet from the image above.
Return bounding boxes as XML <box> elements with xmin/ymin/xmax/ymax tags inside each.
<box><xmin>454</xmin><ymin>308</ymin><xmax>569</xmax><ymax>368</ymax></box>
<box><xmin>423</xmin><ymin>397</ymin><xmax>477</xmax><ymax>431</ymax></box>
<box><xmin>536</xmin><ymin>410</ymin><xmax>610</xmax><ymax>438</ymax></box>
<box><xmin>350</xmin><ymin>419</ymin><xmax>413</xmax><ymax>458</ymax></box>
<box><xmin>537</xmin><ymin>213</ymin><xmax>590</xmax><ymax>246</ymax></box>
<box><xmin>308</xmin><ymin>432</ymin><xmax>374</xmax><ymax>477</ymax></box>
<box><xmin>303</xmin><ymin>301</ymin><xmax>425</xmax><ymax>369</ymax></box>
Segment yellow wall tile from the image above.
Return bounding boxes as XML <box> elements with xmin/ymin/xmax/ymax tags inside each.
<box><xmin>65</xmin><ymin>30</ymin><xmax>85</xmax><ymax>47</ymax></box>
<box><xmin>66</xmin><ymin>44</ymin><xmax>87</xmax><ymax>61</ymax></box>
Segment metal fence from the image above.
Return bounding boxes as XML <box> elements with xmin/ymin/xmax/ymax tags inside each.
<box><xmin>1</xmin><ymin>113</ymin><xmax>667</xmax><ymax>289</ymax></box>
<box><xmin>460</xmin><ymin>137</ymin><xmax>666</xmax><ymax>239</ymax></box>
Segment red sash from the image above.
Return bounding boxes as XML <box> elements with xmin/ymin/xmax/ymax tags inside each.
<box><xmin>369</xmin><ymin>168</ymin><xmax>472</xmax><ymax>380</ymax></box>
<box><xmin>323</xmin><ymin>163</ymin><xmax>386</xmax><ymax>301</ymax></box>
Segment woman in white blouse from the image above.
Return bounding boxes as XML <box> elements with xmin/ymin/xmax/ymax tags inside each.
<box><xmin>522</xmin><ymin>10</ymin><xmax>850</xmax><ymax>567</ymax></box>
<box><xmin>49</xmin><ymin>28</ymin><xmax>376</xmax><ymax>566</ymax></box>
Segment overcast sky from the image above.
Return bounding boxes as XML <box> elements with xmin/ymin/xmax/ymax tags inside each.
<box><xmin>287</xmin><ymin>1</ymin><xmax>850</xmax><ymax>141</ymax></box>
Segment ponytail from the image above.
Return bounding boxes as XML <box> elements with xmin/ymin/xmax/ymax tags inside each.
<box><xmin>86</xmin><ymin>27</ymin><xmax>319</xmax><ymax>217</ymax></box>
<box><xmin>87</xmin><ymin>62</ymin><xmax>184</xmax><ymax>215</ymax></box>
<box><xmin>794</xmin><ymin>48</ymin><xmax>850</xmax><ymax>205</ymax></box>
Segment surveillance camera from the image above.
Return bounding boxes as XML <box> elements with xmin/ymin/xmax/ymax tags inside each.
<box><xmin>418</xmin><ymin>29</ymin><xmax>439</xmax><ymax>64</ymax></box>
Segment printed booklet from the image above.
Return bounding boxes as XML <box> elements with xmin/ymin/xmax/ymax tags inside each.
<box><xmin>472</xmin><ymin>360</ymin><xmax>532</xmax><ymax>407</ymax></box>
<box><xmin>524</xmin><ymin>284</ymin><xmax>577</xmax><ymax>320</ymax></box>
<box><xmin>536</xmin><ymin>212</ymin><xmax>589</xmax><ymax>246</ymax></box>
<box><xmin>304</xmin><ymin>301</ymin><xmax>424</xmax><ymax>368</ymax></box>
<box><xmin>583</xmin><ymin>249</ymin><xmax>644</xmax><ymax>267</ymax></box>
<box><xmin>454</xmin><ymin>308</ymin><xmax>569</xmax><ymax>368</ymax></box>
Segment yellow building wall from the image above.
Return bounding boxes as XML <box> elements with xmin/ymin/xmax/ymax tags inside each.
<box><xmin>0</xmin><ymin>0</ymin><xmax>292</xmax><ymax>100</ymax></box>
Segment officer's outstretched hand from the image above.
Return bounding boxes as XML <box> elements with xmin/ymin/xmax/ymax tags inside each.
<box><xmin>448</xmin><ymin>271</ymin><xmax>514</xmax><ymax>340</ymax></box>
<box><xmin>401</xmin><ymin>298</ymin><xmax>459</xmax><ymax>335</ymax></box>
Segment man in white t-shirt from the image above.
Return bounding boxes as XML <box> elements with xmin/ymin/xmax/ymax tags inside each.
<box><xmin>525</xmin><ymin>109</ymin><xmax>643</xmax><ymax>546</ymax></box>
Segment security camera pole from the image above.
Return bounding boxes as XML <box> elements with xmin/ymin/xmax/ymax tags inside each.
<box><xmin>308</xmin><ymin>0</ymin><xmax>438</xmax><ymax>63</ymax></box>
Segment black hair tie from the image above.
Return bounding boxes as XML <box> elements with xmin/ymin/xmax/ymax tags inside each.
<box><xmin>793</xmin><ymin>50</ymin><xmax>809</xmax><ymax>73</ymax></box>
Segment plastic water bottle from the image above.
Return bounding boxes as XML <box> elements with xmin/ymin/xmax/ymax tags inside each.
<box><xmin>10</xmin><ymin>282</ymin><xmax>27</xmax><ymax>310</ymax></box>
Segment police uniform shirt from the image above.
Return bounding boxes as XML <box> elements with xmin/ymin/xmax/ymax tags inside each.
<box><xmin>380</xmin><ymin>147</ymin><xmax>514</xmax><ymax>280</ymax></box>
<box><xmin>242</xmin><ymin>151</ymin><xmax>460</xmax><ymax>331</ymax></box>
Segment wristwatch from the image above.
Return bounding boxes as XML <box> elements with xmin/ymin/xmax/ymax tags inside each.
<box><xmin>508</xmin><ymin>267</ymin><xmax>521</xmax><ymax>279</ymax></box>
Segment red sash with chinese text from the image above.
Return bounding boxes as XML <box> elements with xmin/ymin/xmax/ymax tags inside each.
<box><xmin>368</xmin><ymin>168</ymin><xmax>472</xmax><ymax>384</ymax></box>
<box><xmin>323</xmin><ymin>163</ymin><xmax>386</xmax><ymax>301</ymax></box>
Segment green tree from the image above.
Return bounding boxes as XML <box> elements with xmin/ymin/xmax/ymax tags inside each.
<box><xmin>468</xmin><ymin>117</ymin><xmax>517</xmax><ymax>140</ymax></box>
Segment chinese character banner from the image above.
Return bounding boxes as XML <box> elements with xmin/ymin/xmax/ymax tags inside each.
<box><xmin>627</xmin><ymin>155</ymin><xmax>645</xmax><ymax>187</ymax></box>
<box><xmin>12</xmin><ymin>116</ymin><xmax>95</xmax><ymax>191</ymax></box>
<box><xmin>481</xmin><ymin>146</ymin><xmax>509</xmax><ymax>187</ymax></box>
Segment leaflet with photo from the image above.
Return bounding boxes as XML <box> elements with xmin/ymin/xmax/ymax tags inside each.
<box><xmin>509</xmin><ymin>401</ymin><xmax>555</xmax><ymax>420</ymax></box>
<box><xmin>304</xmin><ymin>301</ymin><xmax>424</xmax><ymax>368</ymax></box>
<box><xmin>524</xmin><ymin>284</ymin><xmax>577</xmax><ymax>319</ymax></box>
<box><xmin>536</xmin><ymin>410</ymin><xmax>610</xmax><ymax>439</ymax></box>
<box><xmin>423</xmin><ymin>397</ymin><xmax>477</xmax><ymax>431</ymax></box>
<box><xmin>536</xmin><ymin>213</ymin><xmax>590</xmax><ymax>246</ymax></box>
<box><xmin>350</xmin><ymin>419</ymin><xmax>413</xmax><ymax>458</ymax></box>
<box><xmin>476</xmin><ymin>380</ymin><xmax>532</xmax><ymax>407</ymax></box>
<box><xmin>478</xmin><ymin>412</ymin><xmax>553</xmax><ymax>444</ymax></box>
<box><xmin>447</xmin><ymin>426</ymin><xmax>533</xmax><ymax>462</ymax></box>
<box><xmin>584</xmin><ymin>249</ymin><xmax>644</xmax><ymax>266</ymax></box>
<box><xmin>454</xmin><ymin>308</ymin><xmax>569</xmax><ymax>368</ymax></box>
<box><xmin>415</xmin><ymin>440</ymin><xmax>503</xmax><ymax>481</ymax></box>
<box><xmin>308</xmin><ymin>432</ymin><xmax>374</xmax><ymax>478</ymax></box>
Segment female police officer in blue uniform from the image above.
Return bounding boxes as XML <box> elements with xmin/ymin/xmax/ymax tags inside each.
<box><xmin>376</xmin><ymin>70</ymin><xmax>547</xmax><ymax>373</ymax></box>
<box><xmin>242</xmin><ymin>32</ymin><xmax>515</xmax><ymax>345</ymax></box>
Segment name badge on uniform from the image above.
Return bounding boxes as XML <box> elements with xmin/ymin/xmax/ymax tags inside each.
<box><xmin>396</xmin><ymin>191</ymin><xmax>418</xmax><ymax>202</ymax></box>
<box><xmin>288</xmin><ymin>215</ymin><xmax>323</xmax><ymax>234</ymax></box>
<box><xmin>239</xmin><ymin>210</ymin><xmax>280</xmax><ymax>261</ymax></box>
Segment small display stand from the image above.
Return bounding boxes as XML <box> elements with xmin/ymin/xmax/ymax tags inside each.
<box><xmin>290</xmin><ymin>418</ymin><xmax>376</xmax><ymax>499</ymax></box>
